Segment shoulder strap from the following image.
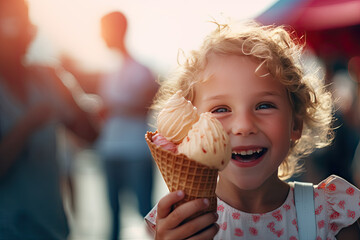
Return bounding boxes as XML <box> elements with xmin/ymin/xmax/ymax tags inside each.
<box><xmin>294</xmin><ymin>181</ymin><xmax>316</xmax><ymax>240</ymax></box>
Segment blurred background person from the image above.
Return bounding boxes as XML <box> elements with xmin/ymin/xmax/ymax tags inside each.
<box><xmin>97</xmin><ymin>11</ymin><xmax>158</xmax><ymax>240</ymax></box>
<box><xmin>0</xmin><ymin>0</ymin><xmax>99</xmax><ymax>239</ymax></box>
<box><xmin>63</xmin><ymin>11</ymin><xmax>158</xmax><ymax>240</ymax></box>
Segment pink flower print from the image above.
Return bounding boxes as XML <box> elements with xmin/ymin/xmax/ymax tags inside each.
<box><xmin>314</xmin><ymin>192</ymin><xmax>319</xmax><ymax>198</ymax></box>
<box><xmin>315</xmin><ymin>205</ymin><xmax>323</xmax><ymax>215</ymax></box>
<box><xmin>338</xmin><ymin>200</ymin><xmax>345</xmax><ymax>209</ymax></box>
<box><xmin>232</xmin><ymin>212</ymin><xmax>240</xmax><ymax>220</ymax></box>
<box><xmin>283</xmin><ymin>204</ymin><xmax>291</xmax><ymax>211</ymax></box>
<box><xmin>330</xmin><ymin>211</ymin><xmax>340</xmax><ymax>220</ymax></box>
<box><xmin>249</xmin><ymin>227</ymin><xmax>258</xmax><ymax>236</ymax></box>
<box><xmin>267</xmin><ymin>222</ymin><xmax>275</xmax><ymax>229</ymax></box>
<box><xmin>275</xmin><ymin>229</ymin><xmax>284</xmax><ymax>237</ymax></box>
<box><xmin>318</xmin><ymin>182</ymin><xmax>326</xmax><ymax>189</ymax></box>
<box><xmin>289</xmin><ymin>237</ymin><xmax>298</xmax><ymax>240</ymax></box>
<box><xmin>272</xmin><ymin>210</ymin><xmax>283</xmax><ymax>221</ymax></box>
<box><xmin>316</xmin><ymin>237</ymin><xmax>322</xmax><ymax>240</ymax></box>
<box><xmin>327</xmin><ymin>183</ymin><xmax>336</xmax><ymax>192</ymax></box>
<box><xmin>318</xmin><ymin>220</ymin><xmax>325</xmax><ymax>229</ymax></box>
<box><xmin>292</xmin><ymin>218</ymin><xmax>298</xmax><ymax>231</ymax></box>
<box><xmin>149</xmin><ymin>209</ymin><xmax>156</xmax><ymax>219</ymax></box>
<box><xmin>346</xmin><ymin>187</ymin><xmax>355</xmax><ymax>196</ymax></box>
<box><xmin>330</xmin><ymin>222</ymin><xmax>338</xmax><ymax>232</ymax></box>
<box><xmin>347</xmin><ymin>210</ymin><xmax>355</xmax><ymax>219</ymax></box>
<box><xmin>234</xmin><ymin>228</ymin><xmax>244</xmax><ymax>237</ymax></box>
<box><xmin>252</xmin><ymin>215</ymin><xmax>260</xmax><ymax>223</ymax></box>
<box><xmin>218</xmin><ymin>204</ymin><xmax>224</xmax><ymax>212</ymax></box>
<box><xmin>219</xmin><ymin>222</ymin><xmax>227</xmax><ymax>231</ymax></box>
<box><xmin>267</xmin><ymin>221</ymin><xmax>284</xmax><ymax>237</ymax></box>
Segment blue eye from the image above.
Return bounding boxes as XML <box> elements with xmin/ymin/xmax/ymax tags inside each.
<box><xmin>212</xmin><ymin>107</ymin><xmax>229</xmax><ymax>113</ymax></box>
<box><xmin>256</xmin><ymin>103</ymin><xmax>275</xmax><ymax>110</ymax></box>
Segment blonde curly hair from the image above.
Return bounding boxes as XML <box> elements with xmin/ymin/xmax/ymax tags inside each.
<box><xmin>151</xmin><ymin>20</ymin><xmax>334</xmax><ymax>180</ymax></box>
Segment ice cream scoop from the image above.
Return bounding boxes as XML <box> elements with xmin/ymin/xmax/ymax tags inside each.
<box><xmin>152</xmin><ymin>132</ymin><xmax>178</xmax><ymax>153</ymax></box>
<box><xmin>157</xmin><ymin>90</ymin><xmax>199</xmax><ymax>143</ymax></box>
<box><xmin>178</xmin><ymin>112</ymin><xmax>231</xmax><ymax>170</ymax></box>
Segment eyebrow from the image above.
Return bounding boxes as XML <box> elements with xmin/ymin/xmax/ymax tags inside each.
<box><xmin>203</xmin><ymin>91</ymin><xmax>283</xmax><ymax>101</ymax></box>
<box><xmin>203</xmin><ymin>94</ymin><xmax>229</xmax><ymax>101</ymax></box>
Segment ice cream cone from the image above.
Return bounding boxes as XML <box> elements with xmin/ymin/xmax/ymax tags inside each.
<box><xmin>145</xmin><ymin>131</ymin><xmax>218</xmax><ymax>215</ymax></box>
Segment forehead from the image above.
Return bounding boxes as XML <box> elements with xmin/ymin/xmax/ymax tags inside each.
<box><xmin>204</xmin><ymin>54</ymin><xmax>269</xmax><ymax>78</ymax></box>
<box><xmin>193</xmin><ymin>55</ymin><xmax>288</xmax><ymax>102</ymax></box>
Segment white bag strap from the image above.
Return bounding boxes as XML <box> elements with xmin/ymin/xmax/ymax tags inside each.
<box><xmin>294</xmin><ymin>181</ymin><xmax>316</xmax><ymax>240</ymax></box>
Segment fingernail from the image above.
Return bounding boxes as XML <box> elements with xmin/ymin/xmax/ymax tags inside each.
<box><xmin>203</xmin><ymin>198</ymin><xmax>210</xmax><ymax>206</ymax></box>
<box><xmin>214</xmin><ymin>212</ymin><xmax>218</xmax><ymax>219</ymax></box>
<box><xmin>177</xmin><ymin>190</ymin><xmax>184</xmax><ymax>197</ymax></box>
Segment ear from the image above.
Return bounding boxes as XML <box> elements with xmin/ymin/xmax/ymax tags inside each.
<box><xmin>291</xmin><ymin>116</ymin><xmax>303</xmax><ymax>141</ymax></box>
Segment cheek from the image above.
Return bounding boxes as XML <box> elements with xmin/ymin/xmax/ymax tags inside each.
<box><xmin>267</xmin><ymin>118</ymin><xmax>293</xmax><ymax>145</ymax></box>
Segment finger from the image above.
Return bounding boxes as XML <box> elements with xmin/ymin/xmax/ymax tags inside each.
<box><xmin>167</xmin><ymin>211</ymin><xmax>218</xmax><ymax>240</ymax></box>
<box><xmin>166</xmin><ymin>198</ymin><xmax>211</xmax><ymax>229</ymax></box>
<box><xmin>178</xmin><ymin>212</ymin><xmax>218</xmax><ymax>239</ymax></box>
<box><xmin>157</xmin><ymin>190</ymin><xmax>185</xmax><ymax>219</ymax></box>
<box><xmin>187</xmin><ymin>223</ymin><xmax>219</xmax><ymax>240</ymax></box>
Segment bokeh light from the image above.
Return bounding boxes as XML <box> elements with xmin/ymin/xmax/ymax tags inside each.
<box><xmin>26</xmin><ymin>0</ymin><xmax>276</xmax><ymax>75</ymax></box>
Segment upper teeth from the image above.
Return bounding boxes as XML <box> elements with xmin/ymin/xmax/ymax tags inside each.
<box><xmin>233</xmin><ymin>148</ymin><xmax>262</xmax><ymax>155</ymax></box>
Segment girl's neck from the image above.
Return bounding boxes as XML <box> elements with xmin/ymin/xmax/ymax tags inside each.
<box><xmin>216</xmin><ymin>175</ymin><xmax>290</xmax><ymax>214</ymax></box>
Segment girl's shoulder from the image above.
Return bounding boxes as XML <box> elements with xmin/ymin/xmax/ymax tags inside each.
<box><xmin>313</xmin><ymin>175</ymin><xmax>360</xmax><ymax>237</ymax></box>
<box><xmin>314</xmin><ymin>174</ymin><xmax>360</xmax><ymax>204</ymax></box>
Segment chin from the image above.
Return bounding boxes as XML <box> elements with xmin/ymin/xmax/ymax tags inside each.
<box><xmin>220</xmin><ymin>170</ymin><xmax>267</xmax><ymax>191</ymax></box>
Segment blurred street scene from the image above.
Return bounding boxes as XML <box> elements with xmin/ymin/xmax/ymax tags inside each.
<box><xmin>1</xmin><ymin>0</ymin><xmax>360</xmax><ymax>239</ymax></box>
<box><xmin>62</xmin><ymin>149</ymin><xmax>167</xmax><ymax>240</ymax></box>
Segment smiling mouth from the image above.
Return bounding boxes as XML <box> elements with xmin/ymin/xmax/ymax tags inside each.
<box><xmin>232</xmin><ymin>148</ymin><xmax>267</xmax><ymax>162</ymax></box>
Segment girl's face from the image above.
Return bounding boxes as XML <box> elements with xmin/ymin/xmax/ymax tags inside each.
<box><xmin>193</xmin><ymin>55</ymin><xmax>302</xmax><ymax>191</ymax></box>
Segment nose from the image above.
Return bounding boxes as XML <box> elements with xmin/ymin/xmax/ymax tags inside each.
<box><xmin>230</xmin><ymin>112</ymin><xmax>258</xmax><ymax>136</ymax></box>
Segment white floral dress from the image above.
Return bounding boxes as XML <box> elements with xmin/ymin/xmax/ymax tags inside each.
<box><xmin>145</xmin><ymin>175</ymin><xmax>360</xmax><ymax>239</ymax></box>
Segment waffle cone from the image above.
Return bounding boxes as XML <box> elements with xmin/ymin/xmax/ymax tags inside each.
<box><xmin>145</xmin><ymin>131</ymin><xmax>218</xmax><ymax>215</ymax></box>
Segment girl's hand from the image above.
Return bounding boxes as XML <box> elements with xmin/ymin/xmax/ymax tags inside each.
<box><xmin>155</xmin><ymin>190</ymin><xmax>219</xmax><ymax>240</ymax></box>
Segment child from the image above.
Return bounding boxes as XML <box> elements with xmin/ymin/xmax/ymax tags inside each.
<box><xmin>145</xmin><ymin>21</ymin><xmax>360</xmax><ymax>239</ymax></box>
